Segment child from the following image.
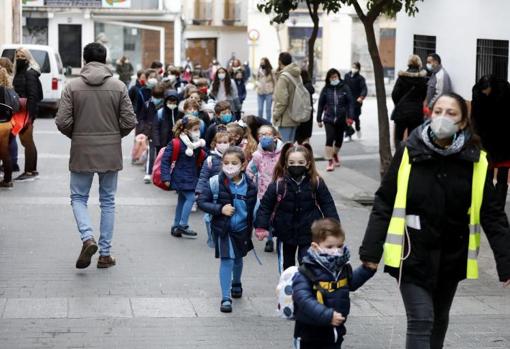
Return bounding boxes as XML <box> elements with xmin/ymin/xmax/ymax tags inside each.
<box><xmin>161</xmin><ymin>116</ymin><xmax>206</xmax><ymax>238</ymax></box>
<box><xmin>292</xmin><ymin>218</ymin><xmax>376</xmax><ymax>349</ymax></box>
<box><xmin>246</xmin><ymin>125</ymin><xmax>284</xmax><ymax>253</ymax></box>
<box><xmin>152</xmin><ymin>90</ymin><xmax>181</xmax><ymax>154</ymax></box>
<box><xmin>196</xmin><ymin>126</ymin><xmax>233</xmax><ymax>247</ymax></box>
<box><xmin>204</xmin><ymin>101</ymin><xmax>235</xmax><ymax>149</ymax></box>
<box><xmin>254</xmin><ymin>144</ymin><xmax>339</xmax><ymax>273</ymax></box>
<box><xmin>226</xmin><ymin>122</ymin><xmax>258</xmax><ymax>162</ymax></box>
<box><xmin>197</xmin><ymin>146</ymin><xmax>257</xmax><ymax>313</ymax></box>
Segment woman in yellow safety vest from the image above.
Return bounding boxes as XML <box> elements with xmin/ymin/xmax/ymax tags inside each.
<box><xmin>359</xmin><ymin>93</ymin><xmax>510</xmax><ymax>349</ymax></box>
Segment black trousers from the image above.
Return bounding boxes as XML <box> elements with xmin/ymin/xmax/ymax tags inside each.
<box><xmin>400</xmin><ymin>281</ymin><xmax>458</xmax><ymax>349</ymax></box>
<box><xmin>394</xmin><ymin>120</ymin><xmax>423</xmax><ymax>148</ymax></box>
<box><xmin>488</xmin><ymin>167</ymin><xmax>509</xmax><ymax>211</ymax></box>
<box><xmin>277</xmin><ymin>239</ymin><xmax>309</xmax><ymax>272</ymax></box>
<box><xmin>325</xmin><ymin>122</ymin><xmax>346</xmax><ymax>148</ymax></box>
<box><xmin>297</xmin><ymin>341</ymin><xmax>341</xmax><ymax>349</ymax></box>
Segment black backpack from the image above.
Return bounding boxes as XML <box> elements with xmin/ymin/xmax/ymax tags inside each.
<box><xmin>0</xmin><ymin>86</ymin><xmax>20</xmax><ymax>123</ymax></box>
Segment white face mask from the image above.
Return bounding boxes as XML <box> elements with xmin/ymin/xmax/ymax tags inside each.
<box><xmin>430</xmin><ymin>115</ymin><xmax>459</xmax><ymax>139</ymax></box>
<box><xmin>426</xmin><ymin>63</ymin><xmax>433</xmax><ymax>71</ymax></box>
<box><xmin>351</xmin><ymin>68</ymin><xmax>359</xmax><ymax>74</ymax></box>
<box><xmin>147</xmin><ymin>78</ymin><xmax>158</xmax><ymax>86</ymax></box>
<box><xmin>318</xmin><ymin>247</ymin><xmax>344</xmax><ymax>257</ymax></box>
<box><xmin>223</xmin><ymin>164</ymin><xmax>242</xmax><ymax>179</ymax></box>
<box><xmin>166</xmin><ymin>103</ymin><xmax>177</xmax><ymax>110</ymax></box>
<box><xmin>190</xmin><ymin>131</ymin><xmax>201</xmax><ymax>141</ymax></box>
<box><xmin>168</xmin><ymin>75</ymin><xmax>176</xmax><ymax>82</ymax></box>
<box><xmin>330</xmin><ymin>79</ymin><xmax>340</xmax><ymax>86</ymax></box>
<box><xmin>218</xmin><ymin>73</ymin><xmax>226</xmax><ymax>81</ymax></box>
<box><xmin>216</xmin><ymin>143</ymin><xmax>230</xmax><ymax>154</ymax></box>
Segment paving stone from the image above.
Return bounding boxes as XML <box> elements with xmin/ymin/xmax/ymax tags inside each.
<box><xmin>68</xmin><ymin>297</ymin><xmax>132</xmax><ymax>319</ymax></box>
<box><xmin>3</xmin><ymin>298</ymin><xmax>67</xmax><ymax>319</ymax></box>
<box><xmin>131</xmin><ymin>297</ymin><xmax>196</xmax><ymax>318</ymax></box>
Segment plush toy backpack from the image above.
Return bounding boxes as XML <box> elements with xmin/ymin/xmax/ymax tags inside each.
<box><xmin>276</xmin><ymin>266</ymin><xmax>299</xmax><ymax>319</ymax></box>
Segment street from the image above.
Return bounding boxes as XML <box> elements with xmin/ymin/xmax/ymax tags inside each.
<box><xmin>0</xmin><ymin>89</ymin><xmax>509</xmax><ymax>349</ymax></box>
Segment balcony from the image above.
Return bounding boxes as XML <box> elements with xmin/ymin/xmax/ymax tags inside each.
<box><xmin>193</xmin><ymin>0</ymin><xmax>213</xmax><ymax>25</ymax></box>
<box><xmin>223</xmin><ymin>0</ymin><xmax>242</xmax><ymax>25</ymax></box>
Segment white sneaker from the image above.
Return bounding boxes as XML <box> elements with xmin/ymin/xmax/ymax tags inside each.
<box><xmin>192</xmin><ymin>202</ymin><xmax>198</xmax><ymax>212</ymax></box>
<box><xmin>143</xmin><ymin>174</ymin><xmax>151</xmax><ymax>184</ymax></box>
<box><xmin>357</xmin><ymin>130</ymin><xmax>362</xmax><ymax>139</ymax></box>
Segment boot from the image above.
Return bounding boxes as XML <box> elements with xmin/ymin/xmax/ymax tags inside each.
<box><xmin>326</xmin><ymin>159</ymin><xmax>335</xmax><ymax>172</ymax></box>
<box><xmin>333</xmin><ymin>147</ymin><xmax>341</xmax><ymax>167</ymax></box>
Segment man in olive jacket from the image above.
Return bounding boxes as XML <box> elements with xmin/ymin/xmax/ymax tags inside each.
<box><xmin>55</xmin><ymin>43</ymin><xmax>136</xmax><ymax>269</ymax></box>
<box><xmin>272</xmin><ymin>52</ymin><xmax>301</xmax><ymax>142</ymax></box>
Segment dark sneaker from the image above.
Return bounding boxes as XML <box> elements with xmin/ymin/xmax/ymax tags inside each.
<box><xmin>0</xmin><ymin>181</ymin><xmax>13</xmax><ymax>189</ymax></box>
<box><xmin>231</xmin><ymin>283</ymin><xmax>243</xmax><ymax>299</ymax></box>
<box><xmin>12</xmin><ymin>164</ymin><xmax>20</xmax><ymax>172</ymax></box>
<box><xmin>220</xmin><ymin>298</ymin><xmax>232</xmax><ymax>313</ymax></box>
<box><xmin>264</xmin><ymin>240</ymin><xmax>274</xmax><ymax>253</ymax></box>
<box><xmin>171</xmin><ymin>226</ymin><xmax>182</xmax><ymax>238</ymax></box>
<box><xmin>76</xmin><ymin>238</ymin><xmax>98</xmax><ymax>269</ymax></box>
<box><xmin>97</xmin><ymin>255</ymin><xmax>116</xmax><ymax>269</ymax></box>
<box><xmin>15</xmin><ymin>171</ymin><xmax>39</xmax><ymax>181</ymax></box>
<box><xmin>177</xmin><ymin>226</ymin><xmax>198</xmax><ymax>238</ymax></box>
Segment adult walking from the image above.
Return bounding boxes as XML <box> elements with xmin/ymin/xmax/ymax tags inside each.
<box><xmin>344</xmin><ymin>61</ymin><xmax>367</xmax><ymax>139</ymax></box>
<box><xmin>295</xmin><ymin>69</ymin><xmax>315</xmax><ymax>145</ymax></box>
<box><xmin>12</xmin><ymin>47</ymin><xmax>43</xmax><ymax>181</ymax></box>
<box><xmin>317</xmin><ymin>68</ymin><xmax>354</xmax><ymax>171</ymax></box>
<box><xmin>115</xmin><ymin>56</ymin><xmax>134</xmax><ymax>87</ymax></box>
<box><xmin>391</xmin><ymin>54</ymin><xmax>428</xmax><ymax>147</ymax></box>
<box><xmin>360</xmin><ymin>93</ymin><xmax>510</xmax><ymax>349</ymax></box>
<box><xmin>55</xmin><ymin>43</ymin><xmax>136</xmax><ymax>269</ymax></box>
<box><xmin>256</xmin><ymin>57</ymin><xmax>275</xmax><ymax>121</ymax></box>
<box><xmin>272</xmin><ymin>52</ymin><xmax>302</xmax><ymax>142</ymax></box>
<box><xmin>209</xmin><ymin>67</ymin><xmax>241</xmax><ymax>119</ymax></box>
<box><xmin>472</xmin><ymin>75</ymin><xmax>510</xmax><ymax>210</ymax></box>
<box><xmin>425</xmin><ymin>53</ymin><xmax>452</xmax><ymax>108</ymax></box>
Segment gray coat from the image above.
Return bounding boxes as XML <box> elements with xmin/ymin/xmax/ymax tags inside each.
<box><xmin>55</xmin><ymin>62</ymin><xmax>136</xmax><ymax>173</ymax></box>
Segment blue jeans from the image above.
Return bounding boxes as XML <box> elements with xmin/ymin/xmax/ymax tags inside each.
<box><xmin>219</xmin><ymin>257</ymin><xmax>243</xmax><ymax>300</ymax></box>
<box><xmin>278</xmin><ymin>127</ymin><xmax>297</xmax><ymax>143</ymax></box>
<box><xmin>174</xmin><ymin>190</ymin><xmax>195</xmax><ymax>228</ymax></box>
<box><xmin>70</xmin><ymin>171</ymin><xmax>118</xmax><ymax>256</ymax></box>
<box><xmin>257</xmin><ymin>93</ymin><xmax>273</xmax><ymax>122</ymax></box>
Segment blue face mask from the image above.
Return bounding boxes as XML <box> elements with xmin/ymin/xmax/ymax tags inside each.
<box><xmin>191</xmin><ymin>111</ymin><xmax>199</xmax><ymax>117</ymax></box>
<box><xmin>220</xmin><ymin>114</ymin><xmax>234</xmax><ymax>124</ymax></box>
<box><xmin>260</xmin><ymin>136</ymin><xmax>275</xmax><ymax>151</ymax></box>
<box><xmin>152</xmin><ymin>97</ymin><xmax>163</xmax><ymax>105</ymax></box>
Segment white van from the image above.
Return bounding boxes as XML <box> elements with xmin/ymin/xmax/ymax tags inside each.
<box><xmin>0</xmin><ymin>44</ymin><xmax>65</xmax><ymax>116</ymax></box>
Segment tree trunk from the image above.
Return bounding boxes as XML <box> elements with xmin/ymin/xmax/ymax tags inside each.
<box><xmin>361</xmin><ymin>18</ymin><xmax>392</xmax><ymax>177</ymax></box>
<box><xmin>307</xmin><ymin>3</ymin><xmax>319</xmax><ymax>79</ymax></box>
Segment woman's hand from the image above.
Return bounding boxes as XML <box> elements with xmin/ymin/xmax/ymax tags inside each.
<box><xmin>222</xmin><ymin>204</ymin><xmax>235</xmax><ymax>217</ymax></box>
<box><xmin>164</xmin><ymin>182</ymin><xmax>170</xmax><ymax>188</ymax></box>
<box><xmin>362</xmin><ymin>260</ymin><xmax>379</xmax><ymax>271</ymax></box>
<box><xmin>318</xmin><ymin>122</ymin><xmax>323</xmax><ymax>128</ymax></box>
<box><xmin>503</xmin><ymin>279</ymin><xmax>510</xmax><ymax>288</ymax></box>
<box><xmin>255</xmin><ymin>228</ymin><xmax>269</xmax><ymax>241</ymax></box>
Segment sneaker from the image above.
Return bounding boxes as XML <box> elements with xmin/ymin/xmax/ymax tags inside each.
<box><xmin>178</xmin><ymin>226</ymin><xmax>198</xmax><ymax>238</ymax></box>
<box><xmin>356</xmin><ymin>130</ymin><xmax>362</xmax><ymax>139</ymax></box>
<box><xmin>97</xmin><ymin>255</ymin><xmax>116</xmax><ymax>269</ymax></box>
<box><xmin>231</xmin><ymin>283</ymin><xmax>243</xmax><ymax>299</ymax></box>
<box><xmin>264</xmin><ymin>240</ymin><xmax>274</xmax><ymax>253</ymax></box>
<box><xmin>12</xmin><ymin>164</ymin><xmax>20</xmax><ymax>172</ymax></box>
<box><xmin>332</xmin><ymin>154</ymin><xmax>341</xmax><ymax>167</ymax></box>
<box><xmin>220</xmin><ymin>298</ymin><xmax>233</xmax><ymax>313</ymax></box>
<box><xmin>170</xmin><ymin>226</ymin><xmax>182</xmax><ymax>237</ymax></box>
<box><xmin>76</xmin><ymin>238</ymin><xmax>98</xmax><ymax>269</ymax></box>
<box><xmin>191</xmin><ymin>202</ymin><xmax>198</xmax><ymax>212</ymax></box>
<box><xmin>15</xmin><ymin>171</ymin><xmax>39</xmax><ymax>181</ymax></box>
<box><xmin>0</xmin><ymin>181</ymin><xmax>13</xmax><ymax>189</ymax></box>
<box><xmin>326</xmin><ymin>160</ymin><xmax>335</xmax><ymax>172</ymax></box>
<box><xmin>143</xmin><ymin>174</ymin><xmax>151</xmax><ymax>184</ymax></box>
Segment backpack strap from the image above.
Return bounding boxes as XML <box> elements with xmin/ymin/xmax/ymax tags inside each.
<box><xmin>157</xmin><ymin>108</ymin><xmax>164</xmax><ymax>122</ymax></box>
<box><xmin>196</xmin><ymin>149</ymin><xmax>207</xmax><ymax>168</ymax></box>
<box><xmin>311</xmin><ymin>176</ymin><xmax>325</xmax><ymax>218</ymax></box>
<box><xmin>270</xmin><ymin>178</ymin><xmax>286</xmax><ymax>223</ymax></box>
<box><xmin>171</xmin><ymin>138</ymin><xmax>180</xmax><ymax>165</ymax></box>
<box><xmin>299</xmin><ymin>264</ymin><xmax>349</xmax><ymax>305</ymax></box>
<box><xmin>207</xmin><ymin>155</ymin><xmax>213</xmax><ymax>170</ymax></box>
<box><xmin>209</xmin><ymin>175</ymin><xmax>220</xmax><ymax>203</ymax></box>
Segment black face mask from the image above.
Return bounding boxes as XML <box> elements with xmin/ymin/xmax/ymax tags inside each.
<box><xmin>16</xmin><ymin>59</ymin><xmax>27</xmax><ymax>70</ymax></box>
<box><xmin>287</xmin><ymin>165</ymin><xmax>307</xmax><ymax>179</ymax></box>
<box><xmin>260</xmin><ymin>64</ymin><xmax>266</xmax><ymax>69</ymax></box>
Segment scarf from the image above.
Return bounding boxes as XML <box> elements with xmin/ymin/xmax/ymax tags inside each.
<box><xmin>308</xmin><ymin>246</ymin><xmax>351</xmax><ymax>280</ymax></box>
<box><xmin>421</xmin><ymin>124</ymin><xmax>466</xmax><ymax>157</ymax></box>
<box><xmin>179</xmin><ymin>134</ymin><xmax>205</xmax><ymax>157</ymax></box>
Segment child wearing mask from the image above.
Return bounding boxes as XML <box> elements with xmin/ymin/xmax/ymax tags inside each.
<box><xmin>197</xmin><ymin>146</ymin><xmax>257</xmax><ymax>313</ymax></box>
<box><xmin>141</xmin><ymin>83</ymin><xmax>165</xmax><ymax>183</ymax></box>
<box><xmin>254</xmin><ymin>144</ymin><xmax>339</xmax><ymax>273</ymax></box>
<box><xmin>161</xmin><ymin>116</ymin><xmax>206</xmax><ymax>238</ymax></box>
<box><xmin>152</xmin><ymin>90</ymin><xmax>181</xmax><ymax>154</ymax></box>
<box><xmin>226</xmin><ymin>122</ymin><xmax>258</xmax><ymax>162</ymax></box>
<box><xmin>196</xmin><ymin>126</ymin><xmax>233</xmax><ymax>247</ymax></box>
<box><xmin>292</xmin><ymin>218</ymin><xmax>375</xmax><ymax>349</ymax></box>
<box><xmin>246</xmin><ymin>125</ymin><xmax>283</xmax><ymax>252</ymax></box>
<box><xmin>204</xmin><ymin>101</ymin><xmax>235</xmax><ymax>149</ymax></box>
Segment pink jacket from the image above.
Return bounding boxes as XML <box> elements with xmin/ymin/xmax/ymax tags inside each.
<box><xmin>246</xmin><ymin>139</ymin><xmax>284</xmax><ymax>200</ymax></box>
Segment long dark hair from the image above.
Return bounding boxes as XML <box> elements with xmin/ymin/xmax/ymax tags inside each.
<box><xmin>324</xmin><ymin>68</ymin><xmax>341</xmax><ymax>87</ymax></box>
<box><xmin>260</xmin><ymin>57</ymin><xmax>273</xmax><ymax>76</ymax></box>
<box><xmin>211</xmin><ymin>67</ymin><xmax>233</xmax><ymax>97</ymax></box>
<box><xmin>273</xmin><ymin>143</ymin><xmax>319</xmax><ymax>188</ymax></box>
<box><xmin>431</xmin><ymin>92</ymin><xmax>481</xmax><ymax>147</ymax></box>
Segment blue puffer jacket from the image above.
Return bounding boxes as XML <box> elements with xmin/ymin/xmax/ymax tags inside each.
<box><xmin>317</xmin><ymin>83</ymin><xmax>355</xmax><ymax>124</ymax></box>
<box><xmin>161</xmin><ymin>138</ymin><xmax>204</xmax><ymax>191</ymax></box>
<box><xmin>195</xmin><ymin>150</ymin><xmax>223</xmax><ymax>194</ymax></box>
<box><xmin>293</xmin><ymin>253</ymin><xmax>375</xmax><ymax>344</ymax></box>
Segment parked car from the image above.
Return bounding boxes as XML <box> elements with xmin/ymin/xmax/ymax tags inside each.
<box><xmin>0</xmin><ymin>44</ymin><xmax>66</xmax><ymax>117</ymax></box>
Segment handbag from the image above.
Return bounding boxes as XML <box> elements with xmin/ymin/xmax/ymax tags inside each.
<box><xmin>11</xmin><ymin>98</ymin><xmax>28</xmax><ymax>136</ymax></box>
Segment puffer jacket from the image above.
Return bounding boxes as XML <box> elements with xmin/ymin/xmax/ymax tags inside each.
<box><xmin>196</xmin><ymin>150</ymin><xmax>223</xmax><ymax>194</ymax></box>
<box><xmin>160</xmin><ymin>137</ymin><xmax>204</xmax><ymax>191</ymax></box>
<box><xmin>139</xmin><ymin>99</ymin><xmax>162</xmax><ymax>138</ymax></box>
<box><xmin>256</xmin><ymin>70</ymin><xmax>275</xmax><ymax>95</ymax></box>
<box><xmin>273</xmin><ymin>63</ymin><xmax>302</xmax><ymax>128</ymax></box>
<box><xmin>55</xmin><ymin>62</ymin><xmax>136</xmax><ymax>172</ymax></box>
<box><xmin>246</xmin><ymin>139</ymin><xmax>284</xmax><ymax>200</ymax></box>
<box><xmin>152</xmin><ymin>90</ymin><xmax>182</xmax><ymax>148</ymax></box>
<box><xmin>317</xmin><ymin>83</ymin><xmax>355</xmax><ymax>124</ymax></box>
<box><xmin>254</xmin><ymin>175</ymin><xmax>339</xmax><ymax>245</ymax></box>
<box><xmin>391</xmin><ymin>68</ymin><xmax>428</xmax><ymax>124</ymax></box>
<box><xmin>13</xmin><ymin>65</ymin><xmax>43</xmax><ymax>121</ymax></box>
<box><xmin>359</xmin><ymin>125</ymin><xmax>510</xmax><ymax>291</ymax></box>
<box><xmin>293</xmin><ymin>253</ymin><xmax>375</xmax><ymax>344</ymax></box>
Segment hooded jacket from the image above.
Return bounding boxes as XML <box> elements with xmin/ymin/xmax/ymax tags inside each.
<box><xmin>391</xmin><ymin>68</ymin><xmax>428</xmax><ymax>124</ymax></box>
<box><xmin>359</xmin><ymin>125</ymin><xmax>510</xmax><ymax>290</ymax></box>
<box><xmin>246</xmin><ymin>139</ymin><xmax>284</xmax><ymax>200</ymax></box>
<box><xmin>55</xmin><ymin>62</ymin><xmax>136</xmax><ymax>172</ymax></box>
<box><xmin>152</xmin><ymin>90</ymin><xmax>182</xmax><ymax>149</ymax></box>
<box><xmin>273</xmin><ymin>63</ymin><xmax>302</xmax><ymax>128</ymax></box>
<box><xmin>317</xmin><ymin>82</ymin><xmax>355</xmax><ymax>124</ymax></box>
<box><xmin>13</xmin><ymin>64</ymin><xmax>43</xmax><ymax>121</ymax></box>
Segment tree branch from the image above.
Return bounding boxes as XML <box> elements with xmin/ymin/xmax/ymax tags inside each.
<box><xmin>351</xmin><ymin>0</ymin><xmax>366</xmax><ymax>22</ymax></box>
<box><xmin>367</xmin><ymin>0</ymin><xmax>393</xmax><ymax>20</ymax></box>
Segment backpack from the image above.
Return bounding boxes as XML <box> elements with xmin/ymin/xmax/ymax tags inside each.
<box><xmin>209</xmin><ymin>175</ymin><xmax>220</xmax><ymax>203</ymax></box>
<box><xmin>152</xmin><ymin>138</ymin><xmax>206</xmax><ymax>191</ymax></box>
<box><xmin>281</xmin><ymin>72</ymin><xmax>312</xmax><ymax>123</ymax></box>
<box><xmin>276</xmin><ymin>264</ymin><xmax>352</xmax><ymax>320</ymax></box>
<box><xmin>0</xmin><ymin>87</ymin><xmax>20</xmax><ymax>123</ymax></box>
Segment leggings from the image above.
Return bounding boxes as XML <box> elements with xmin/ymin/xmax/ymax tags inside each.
<box><xmin>277</xmin><ymin>239</ymin><xmax>309</xmax><ymax>273</ymax></box>
<box><xmin>325</xmin><ymin>122</ymin><xmax>345</xmax><ymax>148</ymax></box>
<box><xmin>400</xmin><ymin>281</ymin><xmax>458</xmax><ymax>349</ymax></box>
<box><xmin>10</xmin><ymin>122</ymin><xmax>37</xmax><ymax>172</ymax></box>
<box><xmin>219</xmin><ymin>257</ymin><xmax>243</xmax><ymax>300</ymax></box>
<box><xmin>488</xmin><ymin>167</ymin><xmax>509</xmax><ymax>211</ymax></box>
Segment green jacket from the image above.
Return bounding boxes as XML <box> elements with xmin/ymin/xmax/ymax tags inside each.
<box><xmin>272</xmin><ymin>62</ymin><xmax>301</xmax><ymax>128</ymax></box>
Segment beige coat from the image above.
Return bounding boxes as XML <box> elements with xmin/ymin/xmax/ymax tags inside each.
<box><xmin>256</xmin><ymin>70</ymin><xmax>275</xmax><ymax>95</ymax></box>
<box><xmin>55</xmin><ymin>62</ymin><xmax>136</xmax><ymax>173</ymax></box>
<box><xmin>272</xmin><ymin>63</ymin><xmax>301</xmax><ymax>128</ymax></box>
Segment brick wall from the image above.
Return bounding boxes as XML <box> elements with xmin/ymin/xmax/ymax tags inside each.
<box><xmin>141</xmin><ymin>20</ymin><xmax>174</xmax><ymax>68</ymax></box>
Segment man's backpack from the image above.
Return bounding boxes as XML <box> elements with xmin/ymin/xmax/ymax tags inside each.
<box><xmin>281</xmin><ymin>72</ymin><xmax>312</xmax><ymax>123</ymax></box>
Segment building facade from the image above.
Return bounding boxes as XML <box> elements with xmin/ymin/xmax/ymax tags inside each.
<box><xmin>21</xmin><ymin>0</ymin><xmax>182</xmax><ymax>72</ymax></box>
<box><xmin>396</xmin><ymin>0</ymin><xmax>510</xmax><ymax>99</ymax></box>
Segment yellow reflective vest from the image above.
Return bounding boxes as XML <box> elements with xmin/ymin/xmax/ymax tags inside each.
<box><xmin>383</xmin><ymin>147</ymin><xmax>488</xmax><ymax>279</ymax></box>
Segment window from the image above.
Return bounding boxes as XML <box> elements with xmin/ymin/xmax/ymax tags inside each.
<box><xmin>194</xmin><ymin>0</ymin><xmax>213</xmax><ymax>24</ymax></box>
<box><xmin>224</xmin><ymin>0</ymin><xmax>242</xmax><ymax>24</ymax></box>
<box><xmin>413</xmin><ymin>35</ymin><xmax>436</xmax><ymax>66</ymax></box>
<box><xmin>476</xmin><ymin>39</ymin><xmax>509</xmax><ymax>81</ymax></box>
<box><xmin>1</xmin><ymin>49</ymin><xmax>50</xmax><ymax>73</ymax></box>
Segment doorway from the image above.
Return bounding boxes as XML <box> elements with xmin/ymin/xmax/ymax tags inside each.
<box><xmin>58</xmin><ymin>24</ymin><xmax>82</xmax><ymax>68</ymax></box>
<box><xmin>186</xmin><ymin>38</ymin><xmax>217</xmax><ymax>70</ymax></box>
